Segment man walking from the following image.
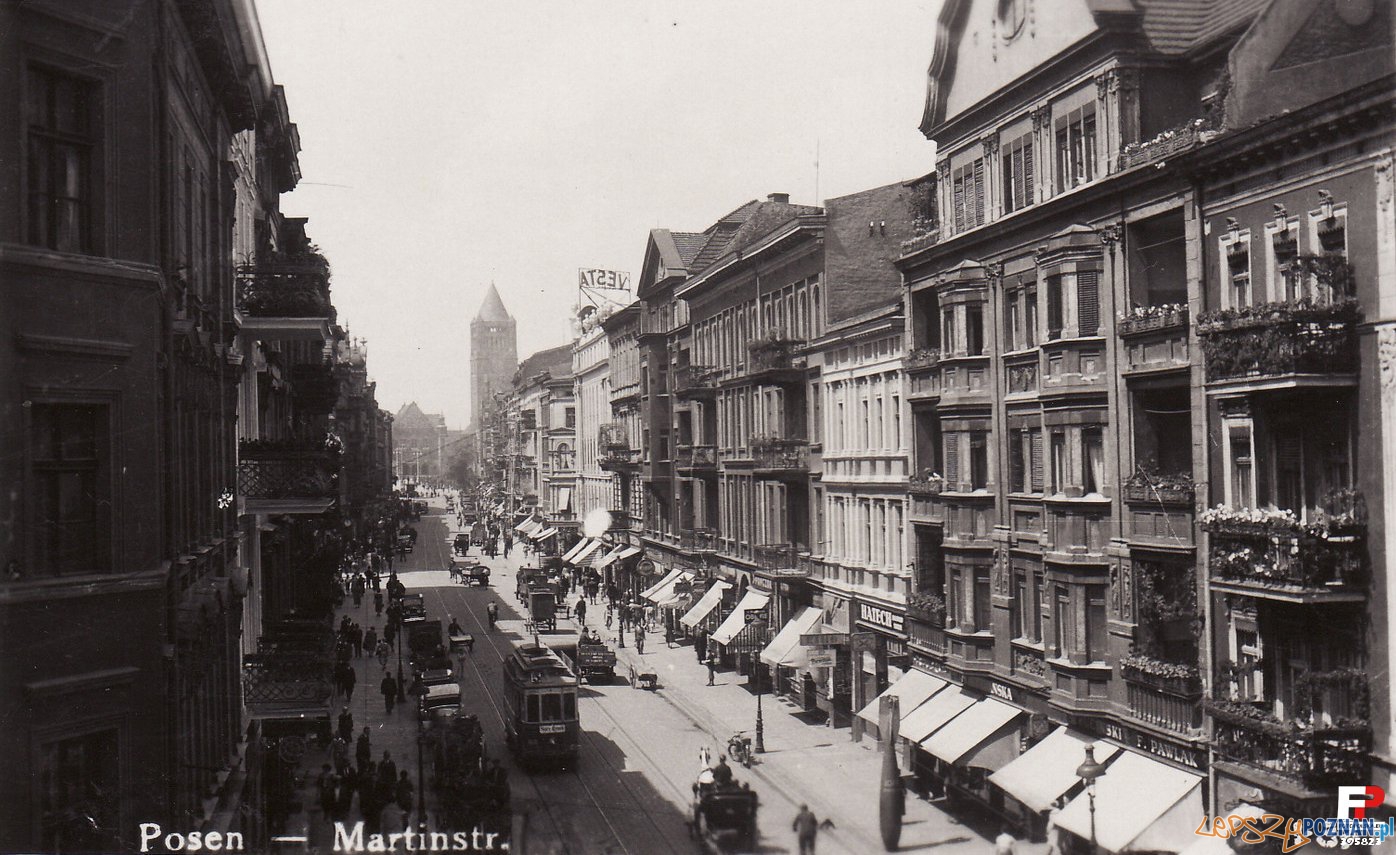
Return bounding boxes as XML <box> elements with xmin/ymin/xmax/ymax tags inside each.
<box><xmin>356</xmin><ymin>727</ymin><xmax>372</xmax><ymax>771</ymax></box>
<box><xmin>575</xmin><ymin>597</ymin><xmax>587</xmax><ymax>627</ymax></box>
<box><xmin>793</xmin><ymin>804</ymin><xmax>819</xmax><ymax>855</ymax></box>
<box><xmin>381</xmin><ymin>670</ymin><xmax>397</xmax><ymax>714</ymax></box>
<box><xmin>338</xmin><ymin>706</ymin><xmax>354</xmax><ymax>743</ymax></box>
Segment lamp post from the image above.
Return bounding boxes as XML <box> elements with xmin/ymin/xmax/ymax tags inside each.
<box><xmin>1076</xmin><ymin>743</ymin><xmax>1105</xmax><ymax>853</ymax></box>
<box><xmin>751</xmin><ymin>618</ymin><xmax>767</xmax><ymax>754</ymax></box>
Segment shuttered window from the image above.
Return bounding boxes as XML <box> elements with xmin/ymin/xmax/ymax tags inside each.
<box><xmin>1002</xmin><ymin>134</ymin><xmax>1035</xmax><ymax>213</ymax></box>
<box><xmin>1030</xmin><ymin>429</ymin><xmax>1044</xmax><ymax>493</ymax></box>
<box><xmin>1077</xmin><ymin>271</ymin><xmax>1099</xmax><ymax>336</ymax></box>
<box><xmin>952</xmin><ymin>158</ymin><xmax>986</xmax><ymax>232</ymax></box>
<box><xmin>1009</xmin><ymin>430</ymin><xmax>1026</xmax><ymax>493</ymax></box>
<box><xmin>944</xmin><ymin>433</ymin><xmax>959</xmax><ymax>486</ymax></box>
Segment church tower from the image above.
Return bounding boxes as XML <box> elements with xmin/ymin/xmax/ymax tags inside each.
<box><xmin>470</xmin><ymin>284</ymin><xmax>518</xmax><ymax>430</ymax></box>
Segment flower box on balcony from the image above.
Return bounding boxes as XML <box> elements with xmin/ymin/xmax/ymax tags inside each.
<box><xmin>1120</xmin><ymin>122</ymin><xmax>1202</xmax><ymax>169</ymax></box>
<box><xmin>908</xmin><ymin>472</ymin><xmax>946</xmax><ymax>497</ymax></box>
<box><xmin>1120</xmin><ymin>655</ymin><xmax>1202</xmax><ymax>697</ymax></box>
<box><xmin>1203</xmin><ymin>502</ymin><xmax>1367</xmax><ymax>592</ymax></box>
<box><xmin>1124</xmin><ymin>471</ymin><xmax>1194</xmax><ymax>506</ymax></box>
<box><xmin>1117</xmin><ymin>304</ymin><xmax>1189</xmax><ymax>336</ymax></box>
<box><xmin>905</xmin><ymin>347</ymin><xmax>942</xmax><ymax>371</ymax></box>
<box><xmin>906</xmin><ymin>592</ymin><xmax>946</xmax><ymax>627</ymax></box>
<box><xmin>1197</xmin><ymin>291</ymin><xmax>1360</xmax><ymax>382</ymax></box>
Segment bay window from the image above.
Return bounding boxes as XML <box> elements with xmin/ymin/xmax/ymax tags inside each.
<box><xmin>1055</xmin><ymin>103</ymin><xmax>1097</xmax><ymax>191</ymax></box>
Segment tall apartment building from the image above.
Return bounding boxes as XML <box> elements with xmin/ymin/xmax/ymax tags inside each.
<box><xmin>507</xmin><ymin>343</ymin><xmax>575</xmax><ymax>531</ymax></box>
<box><xmin>600</xmin><ymin>303</ymin><xmax>646</xmax><ymax>563</ymax></box>
<box><xmin>888</xmin><ymin>0</ymin><xmax>1394</xmax><ymax>841</ymax></box>
<box><xmin>573</xmin><ymin>320</ymin><xmax>612</xmax><ymax>523</ymax></box>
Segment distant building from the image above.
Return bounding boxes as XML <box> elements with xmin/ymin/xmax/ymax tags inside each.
<box><xmin>471</xmin><ymin>284</ymin><xmax>518</xmax><ymax>431</ymax></box>
<box><xmin>393</xmin><ymin>402</ymin><xmax>450</xmax><ymax>482</ymax></box>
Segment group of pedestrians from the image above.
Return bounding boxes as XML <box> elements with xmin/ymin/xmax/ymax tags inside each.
<box><xmin>316</xmin><ymin>737</ymin><xmax>415</xmax><ymax>835</ymax></box>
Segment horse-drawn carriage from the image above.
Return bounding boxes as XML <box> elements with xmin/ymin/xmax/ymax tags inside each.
<box><xmin>689</xmin><ymin>771</ymin><xmax>759</xmax><ymax>852</ymax></box>
<box><xmin>426</xmin><ymin>712</ymin><xmax>511</xmax><ymax>833</ymax></box>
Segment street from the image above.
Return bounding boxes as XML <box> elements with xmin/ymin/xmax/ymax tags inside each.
<box><xmin>345</xmin><ymin>497</ymin><xmax>1041</xmax><ymax>855</ymax></box>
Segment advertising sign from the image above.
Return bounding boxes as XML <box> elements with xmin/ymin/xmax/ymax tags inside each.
<box><xmin>579</xmin><ymin>268</ymin><xmax>631</xmax><ymax>290</ymax></box>
<box><xmin>807</xmin><ymin>650</ymin><xmax>836</xmax><ymax>668</ymax></box>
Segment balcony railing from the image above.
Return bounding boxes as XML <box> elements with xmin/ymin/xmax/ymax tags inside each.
<box><xmin>754</xmin><ymin>543</ymin><xmax>798</xmax><ymax>571</ymax></box>
<box><xmin>1121</xmin><ymin>655</ymin><xmax>1202</xmax><ymax>733</ymax></box>
<box><xmin>238</xmin><ymin>437</ymin><xmax>340</xmax><ymax>505</ymax></box>
<box><xmin>599</xmin><ymin>422</ymin><xmax>629</xmax><ymax>449</ymax></box>
<box><xmin>1117</xmin><ymin>304</ymin><xmax>1189</xmax><ymax>337</ymax></box>
<box><xmin>747</xmin><ymin>336</ymin><xmax>805</xmax><ymax>381</ymax></box>
<box><xmin>1207</xmin><ymin>699</ymin><xmax>1370</xmax><ymax>790</ymax></box>
<box><xmin>1120</xmin><ymin>121</ymin><xmax>1203</xmax><ymax>170</ymax></box>
<box><xmin>908</xmin><ymin>472</ymin><xmax>946</xmax><ymax>497</ymax></box>
<box><xmin>243</xmin><ymin>652</ymin><xmax>333</xmax><ymax>715</ymax></box>
<box><xmin>751</xmin><ymin>437</ymin><xmax>810</xmax><ymax>474</ymax></box>
<box><xmin>904</xmin><ymin>347</ymin><xmax>941</xmax><ymax>371</ymax></box>
<box><xmin>236</xmin><ymin>258</ymin><xmax>332</xmax><ymax>319</ymax></box>
<box><xmin>673</xmin><ymin>365</ymin><xmax>720</xmax><ymax>397</ymax></box>
<box><xmin>599</xmin><ymin>447</ymin><xmax>641</xmax><ymax>470</ymax></box>
<box><xmin>1123</xmin><ymin>471</ymin><xmax>1195</xmax><ymax>506</ymax></box>
<box><xmin>676</xmin><ymin>444</ymin><xmax>717</xmax><ymax>471</ymax></box>
<box><xmin>1203</xmin><ymin>500</ymin><xmax>1365</xmax><ymax>597</ymax></box>
<box><xmin>679</xmin><ymin>528</ymin><xmax>719</xmax><ymax>552</ymax></box>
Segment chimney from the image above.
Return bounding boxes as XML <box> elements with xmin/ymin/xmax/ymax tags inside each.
<box><xmin>767</xmin><ymin>192</ymin><xmax>790</xmax><ymax>204</ymax></box>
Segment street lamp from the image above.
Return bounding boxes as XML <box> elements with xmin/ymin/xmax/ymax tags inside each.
<box><xmin>751</xmin><ymin>619</ymin><xmax>767</xmax><ymax>754</ymax></box>
<box><xmin>1076</xmin><ymin>742</ymin><xmax>1106</xmax><ymax>852</ymax></box>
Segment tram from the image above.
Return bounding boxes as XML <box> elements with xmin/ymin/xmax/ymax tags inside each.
<box><xmin>501</xmin><ymin>642</ymin><xmax>580</xmax><ymax>767</ymax></box>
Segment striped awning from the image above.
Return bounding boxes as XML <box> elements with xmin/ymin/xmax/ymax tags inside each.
<box><xmin>560</xmin><ymin>538</ymin><xmax>593</xmax><ymax>563</ymax></box>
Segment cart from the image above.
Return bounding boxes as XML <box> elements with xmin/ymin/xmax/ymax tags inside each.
<box><xmin>628</xmin><ymin>663</ymin><xmax>658</xmax><ymax>690</ymax></box>
<box><xmin>689</xmin><ymin>778</ymin><xmax>759</xmax><ymax>852</ymax></box>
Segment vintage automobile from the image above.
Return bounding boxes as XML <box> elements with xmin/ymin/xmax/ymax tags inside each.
<box><xmin>453</xmin><ymin>533</ymin><xmax>472</xmax><ymax>555</ymax></box>
<box><xmin>401</xmin><ymin>593</ymin><xmax>427</xmax><ymax>623</ymax></box>
<box><xmin>419</xmin><ymin>682</ymin><xmax>462</xmax><ymax>721</ymax></box>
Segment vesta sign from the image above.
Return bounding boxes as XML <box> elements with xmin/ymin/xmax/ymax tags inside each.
<box><xmin>858</xmin><ymin>604</ymin><xmax>904</xmax><ymax>633</ymax></box>
<box><xmin>579</xmin><ymin>268</ymin><xmax>630</xmax><ymax>290</ymax></box>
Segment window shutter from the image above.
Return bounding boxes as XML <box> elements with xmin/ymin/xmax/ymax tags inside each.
<box><xmin>953</xmin><ymin>173</ymin><xmax>966</xmax><ymax>232</ymax></box>
<box><xmin>1077</xmin><ymin>271</ymin><xmax>1099</xmax><ymax>336</ymax></box>
<box><xmin>972</xmin><ymin>158</ymin><xmax>985</xmax><ymax>226</ymax></box>
<box><xmin>1022</xmin><ymin>140</ymin><xmax>1034</xmax><ymax>207</ymax></box>
<box><xmin>1030</xmin><ymin>429</ymin><xmax>1044</xmax><ymax>492</ymax></box>
<box><xmin>1010</xmin><ymin>431</ymin><xmax>1025</xmax><ymax>493</ymax></box>
<box><xmin>944</xmin><ymin>434</ymin><xmax>959</xmax><ymax>485</ymax></box>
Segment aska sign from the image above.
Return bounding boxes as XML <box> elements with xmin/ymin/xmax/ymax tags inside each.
<box><xmin>579</xmin><ymin>268</ymin><xmax>631</xmax><ymax>291</ymax></box>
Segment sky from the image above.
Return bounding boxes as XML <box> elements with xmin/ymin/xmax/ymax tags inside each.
<box><xmin>256</xmin><ymin>0</ymin><xmax>942</xmax><ymax>429</ymax></box>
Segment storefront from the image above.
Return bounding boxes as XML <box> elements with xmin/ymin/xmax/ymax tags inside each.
<box><xmin>856</xmin><ymin>668</ymin><xmax>950</xmax><ymax>747</ymax></box>
<box><xmin>712</xmin><ymin>588</ymin><xmax>771</xmax><ymax>676</ymax></box>
<box><xmin>1054</xmin><ymin>749</ymin><xmax>1204</xmax><ymax>854</ymax></box>
<box><xmin>758</xmin><ymin>606</ymin><xmax>825</xmax><ymax>710</ymax></box>
<box><xmin>680</xmin><ymin>580</ymin><xmax>733</xmax><ymax>640</ymax></box>
<box><xmin>989</xmin><ymin>727</ymin><xmax>1122</xmax><ymax>841</ymax></box>
<box><xmin>918</xmin><ymin>696</ymin><xmax>1025</xmax><ymax>818</ymax></box>
<box><xmin>851</xmin><ymin>599</ymin><xmax>909</xmax><ymax>739</ymax></box>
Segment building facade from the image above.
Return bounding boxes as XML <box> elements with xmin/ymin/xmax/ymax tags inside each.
<box><xmin>470</xmin><ymin>284</ymin><xmax>517</xmax><ymax>432</ymax></box>
<box><xmin>573</xmin><ymin>321</ymin><xmax>612</xmax><ymax>524</ymax></box>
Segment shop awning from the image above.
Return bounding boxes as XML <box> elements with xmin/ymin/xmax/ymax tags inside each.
<box><xmin>1056</xmin><ymin>749</ymin><xmax>1204</xmax><ymax>854</ymax></box>
<box><xmin>680</xmin><ymin>581</ymin><xmax>732</xmax><ymax>629</ymax></box>
<box><xmin>608</xmin><ymin>546</ymin><xmax>642</xmax><ymax>563</ymax></box>
<box><xmin>514</xmin><ymin>518</ymin><xmax>540</xmax><ymax>533</ymax></box>
<box><xmin>758</xmin><ymin>607</ymin><xmax>825</xmax><ymax>667</ymax></box>
<box><xmin>568</xmin><ymin>539</ymin><xmax>604</xmax><ymax>565</ymax></box>
<box><xmin>899</xmin><ymin>686</ymin><xmax>976</xmax><ymax>744</ymax></box>
<box><xmin>920</xmin><ymin>697</ymin><xmax>1024</xmax><ymax>769</ymax></box>
<box><xmin>989</xmin><ymin>727</ymin><xmax>1123</xmax><ymax>813</ymax></box>
<box><xmin>641</xmin><ymin>567</ymin><xmax>686</xmax><ymax>601</ymax></box>
<box><xmin>711</xmin><ymin>590</ymin><xmax>770</xmax><ymax>645</ymax></box>
<box><xmin>560</xmin><ymin>538</ymin><xmax>593</xmax><ymax>564</ymax></box>
<box><xmin>530</xmin><ymin>527</ymin><xmax>559</xmax><ymax>541</ymax></box>
<box><xmin>594</xmin><ymin>545</ymin><xmax>628</xmax><ymax>568</ymax></box>
<box><xmin>654</xmin><ymin>573</ymin><xmax>697</xmax><ymax>609</ymax></box>
<box><xmin>856</xmin><ymin>669</ymin><xmax>949</xmax><ymax>727</ymax></box>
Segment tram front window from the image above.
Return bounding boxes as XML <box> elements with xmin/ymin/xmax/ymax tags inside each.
<box><xmin>527</xmin><ymin>695</ymin><xmax>540</xmax><ymax>722</ymax></box>
<box><xmin>541</xmin><ymin>693</ymin><xmax>562</xmax><ymax>721</ymax></box>
<box><xmin>563</xmin><ymin>693</ymin><xmax>576</xmax><ymax>720</ymax></box>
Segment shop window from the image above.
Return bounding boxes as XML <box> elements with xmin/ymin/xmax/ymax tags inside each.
<box><xmin>27</xmin><ymin>65</ymin><xmax>100</xmax><ymax>254</ymax></box>
<box><xmin>1002</xmin><ymin>133</ymin><xmax>1035</xmax><ymax>213</ymax></box>
<box><xmin>30</xmin><ymin>403</ymin><xmax>110</xmax><ymax>576</ymax></box>
<box><xmin>1055</xmin><ymin>104</ymin><xmax>1097</xmax><ymax>191</ymax></box>
<box><xmin>39</xmin><ymin>729</ymin><xmax>120</xmax><ymax>853</ymax></box>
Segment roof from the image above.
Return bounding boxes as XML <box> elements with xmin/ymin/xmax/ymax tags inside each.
<box><xmin>1137</xmin><ymin>0</ymin><xmax>1272</xmax><ymax>55</ymax></box>
<box><xmin>515</xmin><ymin>343</ymin><xmax>574</xmax><ymax>385</ymax></box>
<box><xmin>475</xmin><ymin>284</ymin><xmax>512</xmax><ymax>323</ymax></box>
<box><xmin>670</xmin><ymin>232</ymin><xmax>708</xmax><ymax>267</ymax></box>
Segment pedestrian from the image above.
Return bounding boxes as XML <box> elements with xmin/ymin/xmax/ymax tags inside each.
<box><xmin>338</xmin><ymin>706</ymin><xmax>354</xmax><ymax>742</ymax></box>
<box><xmin>378</xmin><ymin>751</ymin><xmax>397</xmax><ymax>793</ymax></box>
<box><xmin>317</xmin><ymin>764</ymin><xmax>337</xmax><ymax>816</ymax></box>
<box><xmin>504</xmin><ymin>534</ymin><xmax>512</xmax><ymax>558</ymax></box>
<box><xmin>356</xmin><ymin>727</ymin><xmax>372</xmax><ymax>770</ymax></box>
<box><xmin>696</xmin><ymin>630</ymin><xmax>708</xmax><ymax>663</ymax></box>
<box><xmin>665</xmin><ymin>622</ymin><xmax>675</xmax><ymax>647</ymax></box>
<box><xmin>395</xmin><ymin>770</ymin><xmax>414</xmax><ymax>812</ymax></box>
<box><xmin>383</xmin><ymin>620</ymin><xmax>397</xmax><ymax>649</ymax></box>
<box><xmin>993</xmin><ymin>826</ymin><xmax>1018</xmax><ymax>855</ymax></box>
<box><xmin>707</xmin><ymin>656</ymin><xmax>716</xmax><ymax>686</ymax></box>
<box><xmin>381</xmin><ymin>671</ymin><xmax>397</xmax><ymax>714</ymax></box>
<box><xmin>374</xmin><ymin>590</ymin><xmax>384</xmax><ymax>616</ymax></box>
<box><xmin>376</xmin><ymin>639</ymin><xmax>391</xmax><ymax>669</ymax></box>
<box><xmin>331</xmin><ymin>736</ymin><xmax>349</xmax><ymax>774</ymax></box>
<box><xmin>635</xmin><ymin>629</ymin><xmax>645</xmax><ymax>654</ymax></box>
<box><xmin>343</xmin><ymin>665</ymin><xmax>356</xmax><ymax>703</ymax></box>
<box><xmin>1044</xmin><ymin>798</ymin><xmax>1064</xmax><ymax>855</ymax></box>
<box><xmin>575</xmin><ymin>597</ymin><xmax>587</xmax><ymax>626</ymax></box>
<box><xmin>486</xmin><ymin>601</ymin><xmax>498</xmax><ymax>630</ymax></box>
<box><xmin>379</xmin><ymin>799</ymin><xmax>407</xmax><ymax>836</ymax></box>
<box><xmin>793</xmin><ymin>804</ymin><xmax>819</xmax><ymax>855</ymax></box>
<box><xmin>363</xmin><ymin>626</ymin><xmax>378</xmax><ymax>657</ymax></box>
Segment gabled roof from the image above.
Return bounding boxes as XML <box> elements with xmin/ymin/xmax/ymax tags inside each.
<box><xmin>1138</xmin><ymin>0</ymin><xmax>1272</xmax><ymax>55</ymax></box>
<box><xmin>670</xmin><ymin>232</ymin><xmax>709</xmax><ymax>267</ymax></box>
<box><xmin>515</xmin><ymin>343</ymin><xmax>574</xmax><ymax>386</ymax></box>
<box><xmin>475</xmin><ymin>284</ymin><xmax>512</xmax><ymax>323</ymax></box>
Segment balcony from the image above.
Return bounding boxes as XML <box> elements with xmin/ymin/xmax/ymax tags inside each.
<box><xmin>1200</xmin><ymin>300</ymin><xmax>1359</xmax><ymax>385</ymax></box>
<box><xmin>1120</xmin><ymin>121</ymin><xmax>1203</xmax><ymax>170</ymax></box>
<box><xmin>1123</xmin><ymin>471</ymin><xmax>1194</xmax><ymax>506</ymax></box>
<box><xmin>751</xmin><ymin>437</ymin><xmax>810</xmax><ymax>478</ymax></box>
<box><xmin>1119</xmin><ymin>305</ymin><xmax>1190</xmax><ymax>375</ymax></box>
<box><xmin>675</xmin><ymin>444</ymin><xmax>717</xmax><ymax>475</ymax></box>
<box><xmin>746</xmin><ymin>336</ymin><xmax>806</xmax><ymax>385</ymax></box>
<box><xmin>1203</xmin><ymin>498</ymin><xmax>1366</xmax><ymax>603</ymax></box>
<box><xmin>908</xmin><ymin>472</ymin><xmax>945</xmax><ymax>498</ymax></box>
<box><xmin>243</xmin><ymin>653</ymin><xmax>334</xmax><ymax>718</ymax></box>
<box><xmin>1207</xmin><ymin>699</ymin><xmax>1370</xmax><ymax>791</ymax></box>
<box><xmin>235</xmin><ymin>258</ymin><xmax>335</xmax><ymax>341</ymax></box>
<box><xmin>754</xmin><ymin>544</ymin><xmax>809</xmax><ymax>578</ymax></box>
<box><xmin>1121</xmin><ymin>655</ymin><xmax>1202</xmax><ymax>734</ymax></box>
<box><xmin>598</xmin><ymin>423</ymin><xmax>640</xmax><ymax>471</ymax></box>
<box><xmin>679</xmin><ymin>528</ymin><xmax>719</xmax><ymax>553</ymax></box>
<box><xmin>904</xmin><ymin>347</ymin><xmax>941</xmax><ymax>373</ymax></box>
<box><xmin>673</xmin><ymin>365</ymin><xmax>720</xmax><ymax>399</ymax></box>
<box><xmin>238</xmin><ymin>436</ymin><xmax>340</xmax><ymax>514</ymax></box>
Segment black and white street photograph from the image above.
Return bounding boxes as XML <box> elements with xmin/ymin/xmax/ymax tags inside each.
<box><xmin>2</xmin><ymin>0</ymin><xmax>1394</xmax><ymax>853</ymax></box>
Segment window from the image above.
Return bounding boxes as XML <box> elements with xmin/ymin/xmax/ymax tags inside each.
<box><xmin>973</xmin><ymin>566</ymin><xmax>993</xmax><ymax>632</ymax></box>
<box><xmin>952</xmin><ymin>158</ymin><xmax>986</xmax><ymax>232</ymax></box>
<box><xmin>1053</xmin><ymin>584</ymin><xmax>1072</xmax><ymax>657</ymax></box>
<box><xmin>1082</xmin><ymin>427</ymin><xmax>1104</xmax><ymax>495</ymax></box>
<box><xmin>966</xmin><ymin>305</ymin><xmax>984</xmax><ymax>355</ymax></box>
<box><xmin>1004</xmin><ymin>294</ymin><xmax>1019</xmax><ymax>350</ymax></box>
<box><xmin>1077</xmin><ymin>271</ymin><xmax>1099</xmax><ymax>336</ymax></box>
<box><xmin>948</xmin><ymin>565</ymin><xmax>965</xmax><ymax>628</ymax></box>
<box><xmin>1049</xmin><ymin>431</ymin><xmax>1066</xmax><ymax>494</ymax></box>
<box><xmin>1024</xmin><ymin>286</ymin><xmax>1038</xmax><ymax>348</ymax></box>
<box><xmin>30</xmin><ymin>404</ymin><xmax>109</xmax><ymax>575</ymax></box>
<box><xmin>526</xmin><ymin>694</ymin><xmax>540</xmax><ymax>722</ymax></box>
<box><xmin>942</xmin><ymin>307</ymin><xmax>958</xmax><ymax>354</ymax></box>
<box><xmin>1269</xmin><ymin>224</ymin><xmax>1299</xmax><ymax>302</ymax></box>
<box><xmin>1013</xmin><ymin>567</ymin><xmax>1042</xmax><ymax>642</ymax></box>
<box><xmin>1009</xmin><ymin>429</ymin><xmax>1026</xmax><ymax>493</ymax></box>
<box><xmin>969</xmin><ymin>431</ymin><xmax>989</xmax><ymax>490</ymax></box>
<box><xmin>1001</xmin><ymin>133</ymin><xmax>1035</xmax><ymax>213</ymax></box>
<box><xmin>1055</xmin><ymin>104</ymin><xmax>1096</xmax><ymax>191</ymax></box>
<box><xmin>944</xmin><ymin>433</ymin><xmax>959</xmax><ymax>486</ymax></box>
<box><xmin>27</xmin><ymin>66</ymin><xmax>99</xmax><ymax>253</ymax></box>
<box><xmin>541</xmin><ymin>692</ymin><xmax>563</xmax><ymax>721</ymax></box>
<box><xmin>1224</xmin><ymin>236</ymin><xmax>1252</xmax><ymax>308</ymax></box>
<box><xmin>1086</xmin><ymin>585</ymin><xmax>1108</xmax><ymax>663</ymax></box>
<box><xmin>39</xmin><ymin>729</ymin><xmax>120</xmax><ymax>853</ymax></box>
<box><xmin>1226</xmin><ymin>422</ymin><xmax>1255</xmax><ymax>508</ymax></box>
<box><xmin>565</xmin><ymin>407</ymin><xmax>576</xmax><ymax>429</ymax></box>
<box><xmin>1029</xmin><ymin>429</ymin><xmax>1044</xmax><ymax>493</ymax></box>
<box><xmin>1046</xmin><ymin>276</ymin><xmax>1064</xmax><ymax>340</ymax></box>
